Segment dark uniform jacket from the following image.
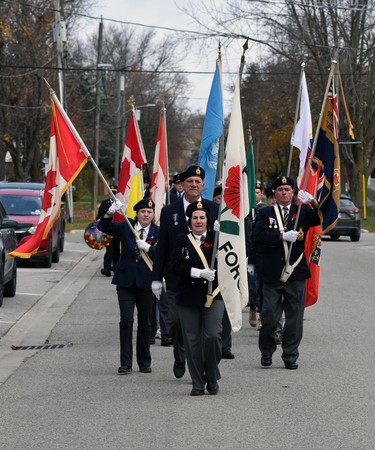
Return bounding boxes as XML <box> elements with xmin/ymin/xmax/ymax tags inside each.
<box><xmin>152</xmin><ymin>198</ymin><xmax>219</xmax><ymax>292</ymax></box>
<box><xmin>96</xmin><ymin>199</ymin><xmax>111</xmax><ymax>221</ymax></box>
<box><xmin>172</xmin><ymin>229</ymin><xmax>220</xmax><ymax>307</ymax></box>
<box><xmin>98</xmin><ymin>217</ymin><xmax>159</xmax><ymax>290</ymax></box>
<box><xmin>252</xmin><ymin>203</ymin><xmax>320</xmax><ymax>283</ymax></box>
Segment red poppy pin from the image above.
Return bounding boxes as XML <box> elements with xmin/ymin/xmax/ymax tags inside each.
<box><xmin>203</xmin><ymin>242</ymin><xmax>211</xmax><ymax>248</ymax></box>
<box><xmin>292</xmin><ymin>214</ymin><xmax>297</xmax><ymax>219</ymax></box>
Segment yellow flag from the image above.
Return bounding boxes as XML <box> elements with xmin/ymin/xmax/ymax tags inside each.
<box><xmin>125</xmin><ymin>172</ymin><xmax>144</xmax><ymax>217</ymax></box>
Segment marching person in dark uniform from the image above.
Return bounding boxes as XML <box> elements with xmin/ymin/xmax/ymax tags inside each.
<box><xmin>252</xmin><ymin>176</ymin><xmax>320</xmax><ymax>370</ymax></box>
<box><xmin>151</xmin><ymin>165</ymin><xmax>219</xmax><ymax>380</ymax></box>
<box><xmin>96</xmin><ymin>185</ymin><xmax>121</xmax><ymax>276</ymax></box>
<box><xmin>169</xmin><ymin>174</ymin><xmax>184</xmax><ymax>203</ymax></box>
<box><xmin>172</xmin><ymin>201</ymin><xmax>224</xmax><ymax>396</ymax></box>
<box><xmin>97</xmin><ymin>198</ymin><xmax>159</xmax><ymax>375</ymax></box>
<box><xmin>248</xmin><ymin>182</ymin><xmax>267</xmax><ymax>327</ymax></box>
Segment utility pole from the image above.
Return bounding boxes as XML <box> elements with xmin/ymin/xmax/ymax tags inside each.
<box><xmin>54</xmin><ymin>0</ymin><xmax>74</xmax><ymax>222</ymax></box>
<box><xmin>114</xmin><ymin>73</ymin><xmax>125</xmax><ymax>184</ymax></box>
<box><xmin>92</xmin><ymin>18</ymin><xmax>104</xmax><ymax>217</ymax></box>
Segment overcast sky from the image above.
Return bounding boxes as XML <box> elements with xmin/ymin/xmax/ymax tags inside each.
<box><xmin>82</xmin><ymin>0</ymin><xmax>243</xmax><ymax>115</ymax></box>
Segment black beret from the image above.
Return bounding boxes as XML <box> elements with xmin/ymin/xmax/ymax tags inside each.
<box><xmin>185</xmin><ymin>200</ymin><xmax>211</xmax><ymax>219</ymax></box>
<box><xmin>133</xmin><ymin>198</ymin><xmax>155</xmax><ymax>212</ymax></box>
<box><xmin>255</xmin><ymin>182</ymin><xmax>262</xmax><ymax>190</ymax></box>
<box><xmin>213</xmin><ymin>185</ymin><xmax>222</xmax><ymax>197</ymax></box>
<box><xmin>110</xmin><ymin>184</ymin><xmax>118</xmax><ymax>193</ymax></box>
<box><xmin>179</xmin><ymin>165</ymin><xmax>205</xmax><ymax>182</ymax></box>
<box><xmin>264</xmin><ymin>187</ymin><xmax>274</xmax><ymax>198</ymax></box>
<box><xmin>173</xmin><ymin>174</ymin><xmax>181</xmax><ymax>183</ymax></box>
<box><xmin>271</xmin><ymin>176</ymin><xmax>294</xmax><ymax>190</ymax></box>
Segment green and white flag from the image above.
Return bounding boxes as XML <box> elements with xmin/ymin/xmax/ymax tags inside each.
<box><xmin>218</xmin><ymin>72</ymin><xmax>249</xmax><ymax>331</ymax></box>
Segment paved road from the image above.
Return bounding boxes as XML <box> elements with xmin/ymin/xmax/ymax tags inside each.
<box><xmin>0</xmin><ymin>232</ymin><xmax>374</xmax><ymax>449</ymax></box>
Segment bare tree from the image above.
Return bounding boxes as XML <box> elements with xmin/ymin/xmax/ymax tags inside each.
<box><xmin>186</xmin><ymin>0</ymin><xmax>375</xmax><ymax>205</ymax></box>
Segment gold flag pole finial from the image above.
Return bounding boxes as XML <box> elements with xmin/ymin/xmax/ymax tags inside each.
<box><xmin>127</xmin><ymin>95</ymin><xmax>136</xmax><ymax>109</ymax></box>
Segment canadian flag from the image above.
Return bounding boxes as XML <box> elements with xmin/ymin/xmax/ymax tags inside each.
<box><xmin>116</xmin><ymin>111</ymin><xmax>147</xmax><ymax>220</ymax></box>
<box><xmin>9</xmin><ymin>93</ymin><xmax>88</xmax><ymax>258</ymax></box>
<box><xmin>150</xmin><ymin>112</ymin><xmax>167</xmax><ymax>224</ymax></box>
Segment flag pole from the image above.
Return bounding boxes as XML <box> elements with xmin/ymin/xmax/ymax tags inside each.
<box><xmin>216</xmin><ymin>41</ymin><xmax>224</xmax><ymax>182</ymax></box>
<box><xmin>162</xmin><ymin>101</ymin><xmax>171</xmax><ymax>205</ymax></box>
<box><xmin>287</xmin><ymin>62</ymin><xmax>305</xmax><ymax>177</ymax></box>
<box><xmin>45</xmin><ymin>80</ymin><xmax>152</xmax><ymax>265</ymax></box>
<box><xmin>283</xmin><ymin>60</ymin><xmax>337</xmax><ymax>270</ymax></box>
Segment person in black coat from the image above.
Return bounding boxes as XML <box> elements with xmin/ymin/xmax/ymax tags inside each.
<box><xmin>151</xmin><ymin>165</ymin><xmax>219</xmax><ymax>380</ymax></box>
<box><xmin>172</xmin><ymin>201</ymin><xmax>224</xmax><ymax>396</ymax></box>
<box><xmin>96</xmin><ymin>185</ymin><xmax>120</xmax><ymax>276</ymax></box>
<box><xmin>252</xmin><ymin>176</ymin><xmax>320</xmax><ymax>370</ymax></box>
<box><xmin>97</xmin><ymin>198</ymin><xmax>159</xmax><ymax>375</ymax></box>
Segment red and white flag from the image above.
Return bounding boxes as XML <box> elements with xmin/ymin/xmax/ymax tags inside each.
<box><xmin>9</xmin><ymin>93</ymin><xmax>89</xmax><ymax>258</ymax></box>
<box><xmin>150</xmin><ymin>112</ymin><xmax>167</xmax><ymax>224</ymax></box>
<box><xmin>116</xmin><ymin>111</ymin><xmax>147</xmax><ymax>219</ymax></box>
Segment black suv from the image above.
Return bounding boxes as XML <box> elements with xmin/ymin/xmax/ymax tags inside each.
<box><xmin>327</xmin><ymin>195</ymin><xmax>361</xmax><ymax>241</ymax></box>
<box><xmin>0</xmin><ymin>200</ymin><xmax>18</xmax><ymax>306</ymax></box>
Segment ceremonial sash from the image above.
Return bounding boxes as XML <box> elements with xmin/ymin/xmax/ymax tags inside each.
<box><xmin>274</xmin><ymin>205</ymin><xmax>303</xmax><ymax>282</ymax></box>
<box><xmin>187</xmin><ymin>233</ymin><xmax>220</xmax><ymax>305</ymax></box>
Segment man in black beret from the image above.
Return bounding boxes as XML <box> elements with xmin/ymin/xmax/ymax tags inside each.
<box><xmin>252</xmin><ymin>176</ymin><xmax>320</xmax><ymax>369</ymax></box>
<box><xmin>169</xmin><ymin>174</ymin><xmax>184</xmax><ymax>203</ymax></box>
<box><xmin>151</xmin><ymin>165</ymin><xmax>220</xmax><ymax>378</ymax></box>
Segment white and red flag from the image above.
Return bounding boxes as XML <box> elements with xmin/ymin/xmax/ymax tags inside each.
<box><xmin>150</xmin><ymin>111</ymin><xmax>167</xmax><ymax>224</ymax></box>
<box><xmin>116</xmin><ymin>111</ymin><xmax>147</xmax><ymax>219</ymax></box>
<box><xmin>9</xmin><ymin>93</ymin><xmax>89</xmax><ymax>258</ymax></box>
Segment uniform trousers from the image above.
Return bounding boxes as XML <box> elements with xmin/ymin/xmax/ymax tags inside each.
<box><xmin>157</xmin><ymin>290</ymin><xmax>171</xmax><ymax>343</ymax></box>
<box><xmin>103</xmin><ymin>237</ymin><xmax>120</xmax><ymax>272</ymax></box>
<box><xmin>178</xmin><ymin>299</ymin><xmax>225</xmax><ymax>391</ymax></box>
<box><xmin>166</xmin><ymin>290</ymin><xmax>185</xmax><ymax>366</ymax></box>
<box><xmin>116</xmin><ymin>285</ymin><xmax>153</xmax><ymax>370</ymax></box>
<box><xmin>259</xmin><ymin>280</ymin><xmax>305</xmax><ymax>364</ymax></box>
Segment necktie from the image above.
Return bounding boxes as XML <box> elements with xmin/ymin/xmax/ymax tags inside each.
<box><xmin>135</xmin><ymin>228</ymin><xmax>144</xmax><ymax>260</ymax></box>
<box><xmin>200</xmin><ymin>235</ymin><xmax>205</xmax><ymax>247</ymax></box>
<box><xmin>282</xmin><ymin>207</ymin><xmax>289</xmax><ymax>229</ymax></box>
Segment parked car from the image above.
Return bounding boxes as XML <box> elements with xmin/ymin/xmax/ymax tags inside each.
<box><xmin>0</xmin><ymin>188</ymin><xmax>62</xmax><ymax>267</ymax></box>
<box><xmin>0</xmin><ymin>200</ymin><xmax>18</xmax><ymax>307</ymax></box>
<box><xmin>0</xmin><ymin>182</ymin><xmax>65</xmax><ymax>253</ymax></box>
<box><xmin>327</xmin><ymin>195</ymin><xmax>361</xmax><ymax>241</ymax></box>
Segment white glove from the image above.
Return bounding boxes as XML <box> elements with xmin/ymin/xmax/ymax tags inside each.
<box><xmin>190</xmin><ymin>267</ymin><xmax>216</xmax><ymax>281</ymax></box>
<box><xmin>247</xmin><ymin>264</ymin><xmax>255</xmax><ymax>276</ymax></box>
<box><xmin>213</xmin><ymin>220</ymin><xmax>220</xmax><ymax>232</ymax></box>
<box><xmin>107</xmin><ymin>199</ymin><xmax>124</xmax><ymax>216</ymax></box>
<box><xmin>283</xmin><ymin>230</ymin><xmax>299</xmax><ymax>242</ymax></box>
<box><xmin>298</xmin><ymin>190</ymin><xmax>314</xmax><ymax>204</ymax></box>
<box><xmin>136</xmin><ymin>239</ymin><xmax>150</xmax><ymax>252</ymax></box>
<box><xmin>151</xmin><ymin>281</ymin><xmax>162</xmax><ymax>300</ymax></box>
<box><xmin>200</xmin><ymin>268</ymin><xmax>216</xmax><ymax>281</ymax></box>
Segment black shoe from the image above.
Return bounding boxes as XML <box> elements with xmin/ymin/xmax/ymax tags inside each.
<box><xmin>118</xmin><ymin>366</ymin><xmax>132</xmax><ymax>375</ymax></box>
<box><xmin>284</xmin><ymin>361</ymin><xmax>298</xmax><ymax>370</ymax></box>
<box><xmin>190</xmin><ymin>388</ymin><xmax>204</xmax><ymax>396</ymax></box>
<box><xmin>206</xmin><ymin>382</ymin><xmax>219</xmax><ymax>395</ymax></box>
<box><xmin>161</xmin><ymin>339</ymin><xmax>172</xmax><ymax>347</ymax></box>
<box><xmin>173</xmin><ymin>362</ymin><xmax>185</xmax><ymax>379</ymax></box>
<box><xmin>101</xmin><ymin>269</ymin><xmax>111</xmax><ymax>277</ymax></box>
<box><xmin>150</xmin><ymin>338</ymin><xmax>156</xmax><ymax>345</ymax></box>
<box><xmin>261</xmin><ymin>355</ymin><xmax>272</xmax><ymax>367</ymax></box>
<box><xmin>139</xmin><ymin>367</ymin><xmax>152</xmax><ymax>373</ymax></box>
<box><xmin>222</xmin><ymin>350</ymin><xmax>235</xmax><ymax>359</ymax></box>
